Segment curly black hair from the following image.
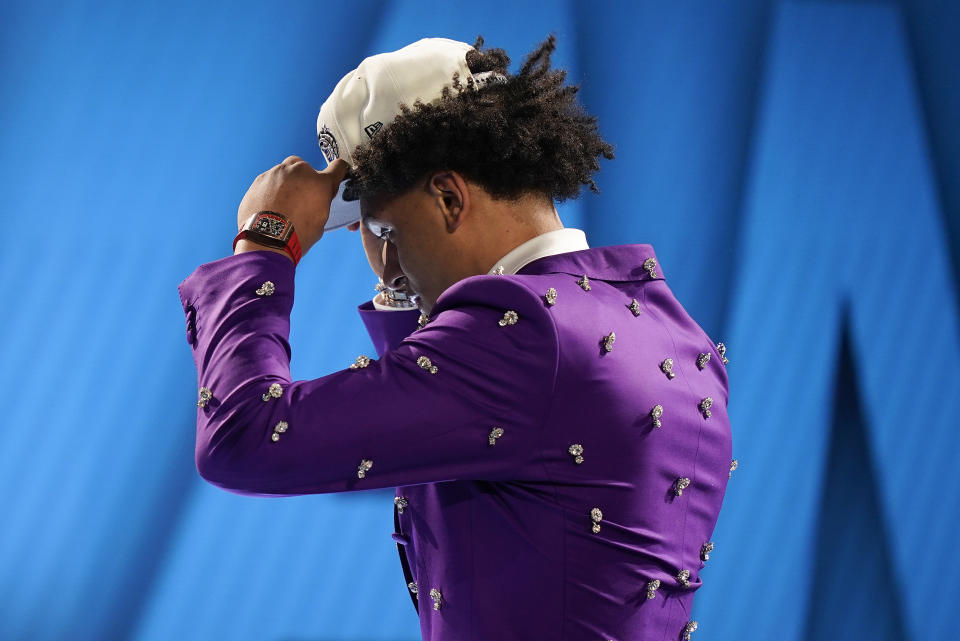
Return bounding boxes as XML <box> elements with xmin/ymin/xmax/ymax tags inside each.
<box><xmin>343</xmin><ymin>34</ymin><xmax>615</xmax><ymax>204</ymax></box>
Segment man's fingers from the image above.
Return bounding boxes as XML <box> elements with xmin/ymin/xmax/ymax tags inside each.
<box><xmin>346</xmin><ymin>221</ymin><xmax>361</xmax><ymax>232</ymax></box>
<box><xmin>319</xmin><ymin>158</ymin><xmax>351</xmax><ymax>184</ymax></box>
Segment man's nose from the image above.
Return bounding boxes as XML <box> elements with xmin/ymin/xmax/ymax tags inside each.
<box><xmin>381</xmin><ymin>241</ymin><xmax>408</xmax><ymax>290</ymax></box>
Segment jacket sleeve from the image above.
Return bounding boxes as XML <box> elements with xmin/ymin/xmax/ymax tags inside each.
<box><xmin>176</xmin><ymin>249</ymin><xmax>559</xmax><ymax>496</ymax></box>
<box><xmin>357</xmin><ymin>300</ymin><xmax>420</xmax><ymax>357</ymax></box>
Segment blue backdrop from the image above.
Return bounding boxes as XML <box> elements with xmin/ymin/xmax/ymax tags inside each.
<box><xmin>2</xmin><ymin>1</ymin><xmax>958</xmax><ymax>640</ymax></box>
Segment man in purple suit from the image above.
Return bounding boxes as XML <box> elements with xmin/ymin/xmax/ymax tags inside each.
<box><xmin>177</xmin><ymin>35</ymin><xmax>734</xmax><ymax>641</ymax></box>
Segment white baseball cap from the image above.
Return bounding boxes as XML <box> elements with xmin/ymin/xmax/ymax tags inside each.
<box><xmin>317</xmin><ymin>37</ymin><xmax>506</xmax><ymax>231</ymax></box>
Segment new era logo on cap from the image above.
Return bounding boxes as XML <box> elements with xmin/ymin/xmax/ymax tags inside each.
<box><xmin>363</xmin><ymin>122</ymin><xmax>383</xmax><ymax>138</ymax></box>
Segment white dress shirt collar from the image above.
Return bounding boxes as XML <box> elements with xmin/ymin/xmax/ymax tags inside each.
<box><xmin>487</xmin><ymin>227</ymin><xmax>589</xmax><ymax>275</ymax></box>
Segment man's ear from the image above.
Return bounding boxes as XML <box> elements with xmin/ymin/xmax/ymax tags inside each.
<box><xmin>427</xmin><ymin>170</ymin><xmax>470</xmax><ymax>233</ymax></box>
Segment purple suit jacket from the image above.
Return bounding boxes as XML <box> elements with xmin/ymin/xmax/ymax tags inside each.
<box><xmin>177</xmin><ymin>243</ymin><xmax>733</xmax><ymax>641</ymax></box>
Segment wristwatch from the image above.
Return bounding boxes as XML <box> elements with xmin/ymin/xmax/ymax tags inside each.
<box><xmin>233</xmin><ymin>210</ymin><xmax>302</xmax><ymax>266</ymax></box>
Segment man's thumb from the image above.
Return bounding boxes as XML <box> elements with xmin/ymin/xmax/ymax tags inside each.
<box><xmin>319</xmin><ymin>158</ymin><xmax>350</xmax><ymax>184</ymax></box>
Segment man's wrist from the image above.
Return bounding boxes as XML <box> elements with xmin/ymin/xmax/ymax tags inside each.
<box><xmin>234</xmin><ymin>238</ymin><xmax>295</xmax><ymax>263</ymax></box>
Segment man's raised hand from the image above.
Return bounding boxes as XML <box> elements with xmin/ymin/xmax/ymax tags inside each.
<box><xmin>236</xmin><ymin>156</ymin><xmax>350</xmax><ymax>258</ymax></box>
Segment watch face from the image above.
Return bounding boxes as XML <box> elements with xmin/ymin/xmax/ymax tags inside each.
<box><xmin>254</xmin><ymin>212</ymin><xmax>287</xmax><ymax>237</ymax></box>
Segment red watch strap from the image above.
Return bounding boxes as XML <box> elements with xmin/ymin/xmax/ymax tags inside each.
<box><xmin>285</xmin><ymin>228</ymin><xmax>302</xmax><ymax>265</ymax></box>
<box><xmin>232</xmin><ymin>227</ymin><xmax>303</xmax><ymax>267</ymax></box>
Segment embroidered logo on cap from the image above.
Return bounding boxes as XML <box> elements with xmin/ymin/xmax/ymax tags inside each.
<box><xmin>364</xmin><ymin>121</ymin><xmax>383</xmax><ymax>138</ymax></box>
<box><xmin>318</xmin><ymin>125</ymin><xmax>340</xmax><ymax>162</ymax></box>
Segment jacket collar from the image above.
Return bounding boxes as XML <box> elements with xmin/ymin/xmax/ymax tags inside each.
<box><xmin>517</xmin><ymin>242</ymin><xmax>665</xmax><ymax>282</ymax></box>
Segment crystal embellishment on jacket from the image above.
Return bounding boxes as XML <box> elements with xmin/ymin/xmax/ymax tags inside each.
<box><xmin>262</xmin><ymin>382</ymin><xmax>283</xmax><ymax>401</ymax></box>
<box><xmin>498</xmin><ymin>310</ymin><xmax>518</xmax><ymax>326</ymax></box>
<box><xmin>697</xmin><ymin>352</ymin><xmax>710</xmax><ymax>370</ymax></box>
<box><xmin>350</xmin><ymin>355</ymin><xmax>371</xmax><ymax>369</ymax></box>
<box><xmin>417</xmin><ymin>355</ymin><xmax>438</xmax><ymax>374</ymax></box>
<box><xmin>699</xmin><ymin>397</ymin><xmax>713</xmax><ymax>418</ymax></box>
<box><xmin>700</xmin><ymin>541</ymin><xmax>714</xmax><ymax>562</ymax></box>
<box><xmin>646</xmin><ymin>579</ymin><xmax>661</xmax><ymax>599</ymax></box>
<box><xmin>568</xmin><ymin>443</ymin><xmax>584</xmax><ymax>464</ymax></box>
<box><xmin>357</xmin><ymin>458</ymin><xmax>373</xmax><ymax>478</ymax></box>
<box><xmin>650</xmin><ymin>404</ymin><xmax>664</xmax><ymax>428</ymax></box>
<box><xmin>590</xmin><ymin>507</ymin><xmax>603</xmax><ymax>534</ymax></box>
<box><xmin>643</xmin><ymin>257</ymin><xmax>658</xmax><ymax>278</ymax></box>
<box><xmin>717</xmin><ymin>341</ymin><xmax>729</xmax><ymax>364</ymax></box>
<box><xmin>270</xmin><ymin>420</ymin><xmax>288</xmax><ymax>443</ymax></box>
<box><xmin>660</xmin><ymin>358</ymin><xmax>676</xmax><ymax>379</ymax></box>
<box><xmin>601</xmin><ymin>331</ymin><xmax>616</xmax><ymax>352</ymax></box>
<box><xmin>429</xmin><ymin>588</ymin><xmax>443</xmax><ymax>610</ymax></box>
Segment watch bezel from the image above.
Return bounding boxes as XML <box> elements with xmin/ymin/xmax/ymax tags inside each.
<box><xmin>244</xmin><ymin>210</ymin><xmax>293</xmax><ymax>244</ymax></box>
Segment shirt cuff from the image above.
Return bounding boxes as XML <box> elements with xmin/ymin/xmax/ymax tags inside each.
<box><xmin>372</xmin><ymin>295</ymin><xmax>417</xmax><ymax>312</ymax></box>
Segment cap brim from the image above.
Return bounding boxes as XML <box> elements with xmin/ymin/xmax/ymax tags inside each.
<box><xmin>324</xmin><ymin>180</ymin><xmax>361</xmax><ymax>231</ymax></box>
